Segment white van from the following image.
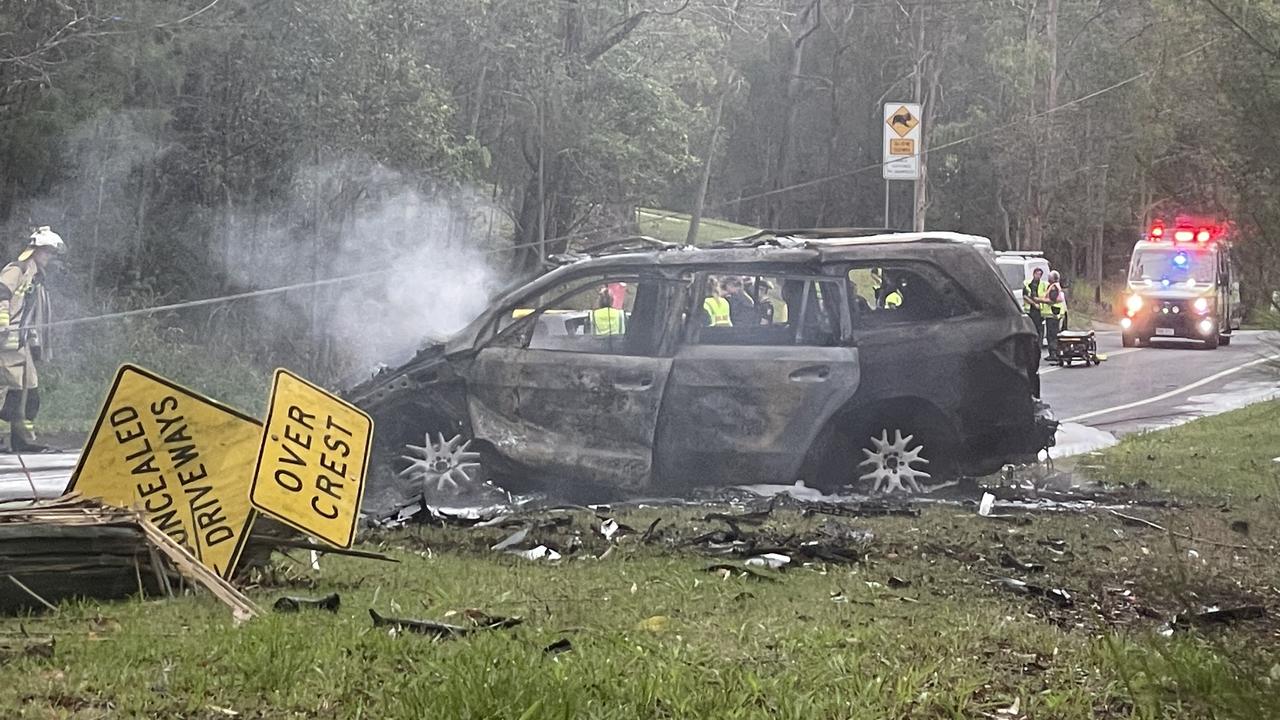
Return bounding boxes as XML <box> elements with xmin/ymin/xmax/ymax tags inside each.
<box><xmin>995</xmin><ymin>252</ymin><xmax>1051</xmax><ymax>306</ymax></box>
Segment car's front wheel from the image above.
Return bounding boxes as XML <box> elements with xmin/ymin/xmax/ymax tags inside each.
<box><xmin>1122</xmin><ymin>333</ymin><xmax>1136</xmax><ymax>348</ymax></box>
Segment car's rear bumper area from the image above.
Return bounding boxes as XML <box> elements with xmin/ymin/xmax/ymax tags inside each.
<box><xmin>962</xmin><ymin>401</ymin><xmax>1058</xmax><ymax>476</ymax></box>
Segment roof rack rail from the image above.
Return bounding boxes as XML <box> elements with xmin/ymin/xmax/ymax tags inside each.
<box><xmin>545</xmin><ymin>235</ymin><xmax>680</xmax><ymax>268</ymax></box>
<box><xmin>710</xmin><ymin>227</ymin><xmax>901</xmax><ymax>249</ymax></box>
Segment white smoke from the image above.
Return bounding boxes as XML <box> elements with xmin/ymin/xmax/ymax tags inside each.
<box><xmin>227</xmin><ymin>160</ymin><xmax>510</xmax><ymax>376</ymax></box>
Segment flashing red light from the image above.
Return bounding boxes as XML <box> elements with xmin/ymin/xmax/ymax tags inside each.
<box><xmin>1149</xmin><ymin>223</ymin><xmax>1164</xmax><ymax>239</ymax></box>
<box><xmin>1173</xmin><ymin>229</ymin><xmax>1195</xmax><ymax>242</ymax></box>
<box><xmin>1196</xmin><ymin>228</ymin><xmax>1211</xmax><ymax>243</ymax></box>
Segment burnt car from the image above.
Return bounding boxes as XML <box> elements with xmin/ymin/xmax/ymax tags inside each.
<box><xmin>348</xmin><ymin>231</ymin><xmax>1057</xmax><ymax>513</ymax></box>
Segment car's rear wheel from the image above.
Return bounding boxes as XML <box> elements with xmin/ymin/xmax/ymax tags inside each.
<box><xmin>852</xmin><ymin>415</ymin><xmax>958</xmax><ymax>495</ymax></box>
<box><xmin>400</xmin><ymin>432</ymin><xmax>484</xmax><ymax>499</ymax></box>
<box><xmin>1202</xmin><ymin>333</ymin><xmax>1220</xmax><ymax>350</ymax></box>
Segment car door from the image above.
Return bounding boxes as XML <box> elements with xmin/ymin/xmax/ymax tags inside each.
<box><xmin>464</xmin><ymin>272</ymin><xmax>683</xmax><ymax>492</ymax></box>
<box><xmin>654</xmin><ymin>272</ymin><xmax>860</xmax><ymax>489</ymax></box>
<box><xmin>845</xmin><ymin>261</ymin><xmax>1031</xmax><ymax>467</ymax></box>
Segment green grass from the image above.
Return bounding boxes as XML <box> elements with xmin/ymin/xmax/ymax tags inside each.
<box><xmin>5</xmin><ymin>404</ymin><xmax>1280</xmax><ymax>718</ymax></box>
<box><xmin>636</xmin><ymin>208</ymin><xmax>760</xmax><ymax>246</ymax></box>
<box><xmin>1089</xmin><ymin>399</ymin><xmax>1280</xmax><ymax>500</ymax></box>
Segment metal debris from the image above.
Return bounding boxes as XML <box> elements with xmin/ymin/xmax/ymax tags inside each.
<box><xmin>991</xmin><ymin>577</ymin><xmax>1073</xmax><ymax>607</ymax></box>
<box><xmin>369</xmin><ymin>608</ymin><xmax>522</xmax><ymax>638</ymax></box>
<box><xmin>273</xmin><ymin>593</ymin><xmax>341</xmax><ymax>613</ymax></box>
<box><xmin>544</xmin><ymin>638</ymin><xmax>573</xmax><ymax>655</ymax></box>
<box><xmin>745</xmin><ymin>553</ymin><xmax>790</xmax><ymax>570</ymax></box>
<box><xmin>998</xmin><ymin>552</ymin><xmax>1045</xmax><ymax>573</ymax></box>
<box><xmin>491</xmin><ymin>528</ymin><xmax>530</xmax><ymax>551</ymax></box>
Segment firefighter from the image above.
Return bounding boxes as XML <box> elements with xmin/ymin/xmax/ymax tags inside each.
<box><xmin>1042</xmin><ymin>270</ymin><xmax>1067</xmax><ymax>360</ymax></box>
<box><xmin>872</xmin><ymin>269</ymin><xmax>903</xmax><ymax>309</ymax></box>
<box><xmin>703</xmin><ymin>277</ymin><xmax>732</xmax><ymax>327</ymax></box>
<box><xmin>1024</xmin><ymin>267</ymin><xmax>1047</xmax><ymax>347</ymax></box>
<box><xmin>591</xmin><ymin>288</ymin><xmax>626</xmax><ymax>336</ymax></box>
<box><xmin>0</xmin><ymin>226</ymin><xmax>63</xmax><ymax>453</ymax></box>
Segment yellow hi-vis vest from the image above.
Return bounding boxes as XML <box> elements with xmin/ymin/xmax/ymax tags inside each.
<box><xmin>1023</xmin><ymin>279</ymin><xmax>1044</xmax><ymax>313</ymax></box>
<box><xmin>884</xmin><ymin>290</ymin><xmax>902</xmax><ymax>308</ymax></box>
<box><xmin>1042</xmin><ymin>283</ymin><xmax>1066</xmax><ymax>317</ymax></box>
<box><xmin>703</xmin><ymin>297</ymin><xmax>732</xmax><ymax>326</ymax></box>
<box><xmin>591</xmin><ymin>307</ymin><xmax>626</xmax><ymax>336</ymax></box>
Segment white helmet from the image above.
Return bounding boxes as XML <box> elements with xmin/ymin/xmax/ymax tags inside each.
<box><xmin>29</xmin><ymin>226</ymin><xmax>65</xmax><ymax>251</ymax></box>
<box><xmin>20</xmin><ymin>226</ymin><xmax>65</xmax><ymax>262</ymax></box>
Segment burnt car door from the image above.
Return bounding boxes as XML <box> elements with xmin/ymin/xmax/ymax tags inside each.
<box><xmin>653</xmin><ymin>272</ymin><xmax>860</xmax><ymax>488</ymax></box>
<box><xmin>843</xmin><ymin>260</ymin><xmax>1038</xmax><ymax>474</ymax></box>
<box><xmin>464</xmin><ymin>272</ymin><xmax>686</xmax><ymax>492</ymax></box>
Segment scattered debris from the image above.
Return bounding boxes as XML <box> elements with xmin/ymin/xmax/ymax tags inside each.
<box><xmin>998</xmin><ymin>552</ymin><xmax>1045</xmax><ymax>573</ymax></box>
<box><xmin>744</xmin><ymin>553</ymin><xmax>790</xmax><ymax>570</ymax></box>
<box><xmin>1108</xmin><ymin>509</ymin><xmax>1264</xmax><ymax>551</ymax></box>
<box><xmin>704</xmin><ymin>563</ymin><xmax>781</xmax><ymax>582</ymax></box>
<box><xmin>1230</xmin><ymin>520</ymin><xmax>1250</xmax><ymax>536</ymax></box>
<box><xmin>0</xmin><ymin>637</ymin><xmax>54</xmax><ymax>663</ymax></box>
<box><xmin>1182</xmin><ymin>605</ymin><xmax>1266</xmax><ymax>626</ymax></box>
<box><xmin>369</xmin><ymin>608</ymin><xmax>522</xmax><ymax>638</ymax></box>
<box><xmin>800</xmin><ymin>500</ymin><xmax>920</xmax><ymax>519</ymax></box>
<box><xmin>273</xmin><ymin>593</ymin><xmax>341</xmax><ymax>613</ymax></box>
<box><xmin>491</xmin><ymin>527</ymin><xmax>530</xmax><ymax>551</ymax></box>
<box><xmin>510</xmin><ymin>545</ymin><xmax>562</xmax><ymax>562</ymax></box>
<box><xmin>991</xmin><ymin>577</ymin><xmax>1073</xmax><ymax>608</ymax></box>
<box><xmin>639</xmin><ymin>517</ymin><xmax>662</xmax><ymax>543</ymax></box>
<box><xmin>0</xmin><ymin>496</ymin><xmax>258</xmax><ymax>621</ymax></box>
<box><xmin>979</xmin><ymin>492</ymin><xmax>996</xmax><ymax>517</ymax></box>
<box><xmin>544</xmin><ymin>638</ymin><xmax>573</xmax><ymax>655</ymax></box>
<box><xmin>887</xmin><ymin>576</ymin><xmax>911</xmax><ymax>589</ymax></box>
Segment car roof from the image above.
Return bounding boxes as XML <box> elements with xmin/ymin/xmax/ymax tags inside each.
<box><xmin>548</xmin><ymin>230</ymin><xmax>994</xmax><ymax>272</ymax></box>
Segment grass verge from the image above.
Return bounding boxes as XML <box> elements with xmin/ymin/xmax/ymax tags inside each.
<box><xmin>3</xmin><ymin>406</ymin><xmax>1279</xmax><ymax>718</ymax></box>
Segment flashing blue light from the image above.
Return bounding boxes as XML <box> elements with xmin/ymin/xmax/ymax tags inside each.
<box><xmin>1162</xmin><ymin>278</ymin><xmax>1171</xmax><ymax>287</ymax></box>
<box><xmin>1173</xmin><ymin>252</ymin><xmax>1189</xmax><ymax>267</ymax></box>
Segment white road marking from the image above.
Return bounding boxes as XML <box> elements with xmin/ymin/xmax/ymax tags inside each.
<box><xmin>1065</xmin><ymin>354</ymin><xmax>1280</xmax><ymax>423</ymax></box>
<box><xmin>1040</xmin><ymin>347</ymin><xmax>1141</xmax><ymax>374</ymax></box>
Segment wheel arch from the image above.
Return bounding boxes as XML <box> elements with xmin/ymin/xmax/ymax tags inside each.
<box><xmin>797</xmin><ymin>394</ymin><xmax>961</xmax><ymax>488</ymax></box>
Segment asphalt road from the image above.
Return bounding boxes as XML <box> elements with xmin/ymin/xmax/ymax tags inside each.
<box><xmin>2</xmin><ymin>330</ymin><xmax>1276</xmax><ymax>502</ymax></box>
<box><xmin>1040</xmin><ymin>329</ymin><xmax>1278</xmax><ymax>436</ymax></box>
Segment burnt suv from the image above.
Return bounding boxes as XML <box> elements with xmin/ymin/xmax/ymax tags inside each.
<box><xmin>349</xmin><ymin>231</ymin><xmax>1056</xmax><ymax>513</ymax></box>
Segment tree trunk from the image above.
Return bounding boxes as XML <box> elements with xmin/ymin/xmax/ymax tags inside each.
<box><xmin>767</xmin><ymin>0</ymin><xmax>819</xmax><ymax>228</ymax></box>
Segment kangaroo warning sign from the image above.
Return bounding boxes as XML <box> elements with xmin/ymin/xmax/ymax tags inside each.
<box><xmin>882</xmin><ymin>102</ymin><xmax>922</xmax><ymax>181</ymax></box>
<box><xmin>249</xmin><ymin>369</ymin><xmax>372</xmax><ymax>548</ymax></box>
<box><xmin>68</xmin><ymin>365</ymin><xmax>261</xmax><ymax>579</ymax></box>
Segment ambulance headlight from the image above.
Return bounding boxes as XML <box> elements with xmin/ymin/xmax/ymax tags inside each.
<box><xmin>1120</xmin><ymin>317</ymin><xmax>1132</xmax><ymax>329</ymax></box>
<box><xmin>1125</xmin><ymin>295</ymin><xmax>1144</xmax><ymax>314</ymax></box>
<box><xmin>1198</xmin><ymin>319</ymin><xmax>1214</xmax><ymax>335</ymax></box>
<box><xmin>1193</xmin><ymin>297</ymin><xmax>1209</xmax><ymax>314</ymax></box>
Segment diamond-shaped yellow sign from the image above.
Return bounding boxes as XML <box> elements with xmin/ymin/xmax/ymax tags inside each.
<box><xmin>887</xmin><ymin>106</ymin><xmax>919</xmax><ymax>137</ymax></box>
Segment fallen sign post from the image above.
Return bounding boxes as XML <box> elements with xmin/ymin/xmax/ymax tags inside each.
<box><xmin>66</xmin><ymin>365</ymin><xmax>261</xmax><ymax>579</ymax></box>
<box><xmin>250</xmin><ymin>369</ymin><xmax>372</xmax><ymax>549</ymax></box>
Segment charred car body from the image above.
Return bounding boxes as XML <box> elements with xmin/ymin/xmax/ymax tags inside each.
<box><xmin>349</xmin><ymin>231</ymin><xmax>1057</xmax><ymax>514</ymax></box>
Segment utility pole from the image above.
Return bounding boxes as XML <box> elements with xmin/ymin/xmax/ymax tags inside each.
<box><xmin>1094</xmin><ymin>163</ymin><xmax>1109</xmax><ymax>303</ymax></box>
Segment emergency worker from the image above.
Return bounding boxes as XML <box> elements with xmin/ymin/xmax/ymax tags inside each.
<box><xmin>873</xmin><ymin>269</ymin><xmax>903</xmax><ymax>309</ymax></box>
<box><xmin>0</xmin><ymin>227</ymin><xmax>63</xmax><ymax>452</ymax></box>
<box><xmin>1042</xmin><ymin>270</ymin><xmax>1067</xmax><ymax>360</ymax></box>
<box><xmin>722</xmin><ymin>276</ymin><xmax>758</xmax><ymax>326</ymax></box>
<box><xmin>1024</xmin><ymin>267</ymin><xmax>1047</xmax><ymax>346</ymax></box>
<box><xmin>591</xmin><ymin>288</ymin><xmax>626</xmax><ymax>336</ymax></box>
<box><xmin>703</xmin><ymin>277</ymin><xmax>732</xmax><ymax>327</ymax></box>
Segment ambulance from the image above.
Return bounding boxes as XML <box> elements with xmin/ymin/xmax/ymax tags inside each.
<box><xmin>1120</xmin><ymin>217</ymin><xmax>1242</xmax><ymax>349</ymax></box>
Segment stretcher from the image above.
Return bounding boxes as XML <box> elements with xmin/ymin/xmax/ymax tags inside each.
<box><xmin>1054</xmin><ymin>330</ymin><xmax>1103</xmax><ymax>367</ymax></box>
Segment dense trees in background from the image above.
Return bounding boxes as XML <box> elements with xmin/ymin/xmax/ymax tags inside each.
<box><xmin>2</xmin><ymin>0</ymin><xmax>1279</xmax><ymax>377</ymax></box>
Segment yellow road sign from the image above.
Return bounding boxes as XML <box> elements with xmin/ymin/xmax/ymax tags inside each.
<box><xmin>887</xmin><ymin>106</ymin><xmax>919</xmax><ymax>137</ymax></box>
<box><xmin>888</xmin><ymin>138</ymin><xmax>915</xmax><ymax>156</ymax></box>
<box><xmin>249</xmin><ymin>369</ymin><xmax>372</xmax><ymax>548</ymax></box>
<box><xmin>68</xmin><ymin>365</ymin><xmax>260</xmax><ymax>579</ymax></box>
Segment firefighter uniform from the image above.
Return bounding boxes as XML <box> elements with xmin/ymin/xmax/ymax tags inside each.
<box><xmin>0</xmin><ymin>227</ymin><xmax>61</xmax><ymax>452</ymax></box>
